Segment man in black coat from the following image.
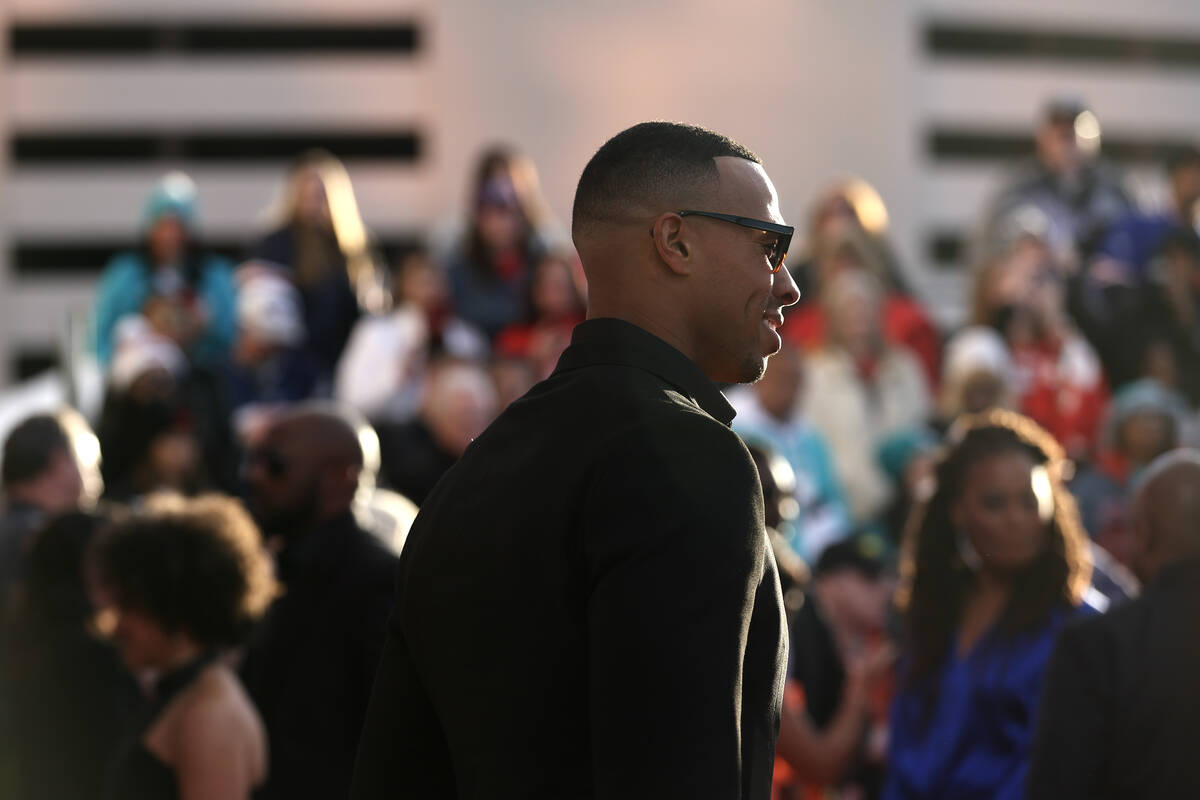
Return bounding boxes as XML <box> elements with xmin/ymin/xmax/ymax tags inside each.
<box><xmin>1026</xmin><ymin>449</ymin><xmax>1200</xmax><ymax>799</ymax></box>
<box><xmin>352</xmin><ymin>122</ymin><xmax>801</xmax><ymax>799</ymax></box>
<box><xmin>241</xmin><ymin>405</ymin><xmax>399</xmax><ymax>800</ymax></box>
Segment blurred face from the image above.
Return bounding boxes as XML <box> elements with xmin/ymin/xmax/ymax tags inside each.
<box><xmin>148</xmin><ymin>432</ymin><xmax>200</xmax><ymax>490</ymax></box>
<box><xmin>476</xmin><ymin>175</ymin><xmax>524</xmax><ymax>252</ymax></box>
<box><xmin>427</xmin><ymin>376</ymin><xmax>498</xmax><ymax>457</ymax></box>
<box><xmin>110</xmin><ymin>604</ymin><xmax>176</xmax><ymax>671</ymax></box>
<box><xmin>37</xmin><ymin>448</ymin><xmax>84</xmax><ymax>514</ymax></box>
<box><xmin>754</xmin><ymin>346</ymin><xmax>803</xmax><ymax>421</ymax></box>
<box><xmin>147</xmin><ymin>216</ymin><xmax>186</xmax><ymax>266</ymax></box>
<box><xmin>953</xmin><ymin>451</ymin><xmax>1053</xmax><ymax>573</ymax></box>
<box><xmin>961</xmin><ymin>371</ymin><xmax>1008</xmax><ymax>415</ymax></box>
<box><xmin>397</xmin><ymin>255</ymin><xmax>444</xmax><ymax>311</ymax></box>
<box><xmin>827</xmin><ymin>285</ymin><xmax>881</xmax><ymax>360</ymax></box>
<box><xmin>691</xmin><ymin>157</ymin><xmax>801</xmax><ymax>383</ymax></box>
<box><xmin>295</xmin><ymin>170</ymin><xmax>330</xmax><ymax>228</ymax></box>
<box><xmin>1170</xmin><ymin>163</ymin><xmax>1200</xmax><ymax>217</ymax></box>
<box><xmin>244</xmin><ymin>424</ymin><xmax>321</xmax><ymax>537</ymax></box>
<box><xmin>1117</xmin><ymin>412</ymin><xmax>1175</xmax><ymax>467</ymax></box>
<box><xmin>532</xmin><ymin>257</ymin><xmax>579</xmax><ymax>320</ymax></box>
<box><xmin>490</xmin><ymin>359</ymin><xmax>535</xmax><ymax>410</ymax></box>
<box><xmin>1037</xmin><ymin>117</ymin><xmax>1082</xmax><ymax>175</ymax></box>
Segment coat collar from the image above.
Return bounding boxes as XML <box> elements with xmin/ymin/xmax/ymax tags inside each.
<box><xmin>553</xmin><ymin>318</ymin><xmax>736</xmax><ymax>427</ymax></box>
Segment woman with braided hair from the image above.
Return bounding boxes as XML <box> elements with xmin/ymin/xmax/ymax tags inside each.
<box><xmin>883</xmin><ymin>409</ymin><xmax>1093</xmax><ymax>800</ymax></box>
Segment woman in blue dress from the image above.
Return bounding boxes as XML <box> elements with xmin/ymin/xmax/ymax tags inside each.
<box><xmin>885</xmin><ymin>409</ymin><xmax>1093</xmax><ymax>800</ymax></box>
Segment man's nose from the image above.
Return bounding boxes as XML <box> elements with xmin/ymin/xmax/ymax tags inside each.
<box><xmin>773</xmin><ymin>264</ymin><xmax>801</xmax><ymax>308</ymax></box>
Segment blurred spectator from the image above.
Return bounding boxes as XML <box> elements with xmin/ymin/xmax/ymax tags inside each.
<box><xmin>97</xmin><ymin>321</ymin><xmax>227</xmax><ymax>501</ymax></box>
<box><xmin>376</xmin><ymin>359</ymin><xmax>499</xmax><ymax>505</ymax></box>
<box><xmin>729</xmin><ymin>343</ymin><xmax>851</xmax><ymax>562</ymax></box>
<box><xmin>786</xmin><ymin>216</ymin><xmax>941</xmax><ymax>391</ymax></box>
<box><xmin>790</xmin><ymin>177</ymin><xmax>907</xmax><ymax>301</ymax></box>
<box><xmin>253</xmin><ymin>150</ymin><xmax>384</xmax><ymax>380</ymax></box>
<box><xmin>1072</xmin><ymin>225</ymin><xmax>1200</xmax><ymax>401</ymax></box>
<box><xmin>1</xmin><ymin>512</ymin><xmax>144</xmax><ymax>800</ymax></box>
<box><xmin>336</xmin><ymin>245</ymin><xmax>487</xmax><ymax>425</ymax></box>
<box><xmin>495</xmin><ymin>249</ymin><xmax>587</xmax><ymax>379</ymax></box>
<box><xmin>978</xmin><ymin>98</ymin><xmax>1132</xmax><ymax>265</ymax></box>
<box><xmin>443</xmin><ymin>147</ymin><xmax>552</xmax><ymax>339</ymax></box>
<box><xmin>937</xmin><ymin>326</ymin><xmax>1017</xmax><ymax>425</ymax></box>
<box><xmin>1070</xmin><ymin>379</ymin><xmax>1187</xmax><ymax>567</ymax></box>
<box><xmin>1091</xmin><ymin>145</ymin><xmax>1200</xmax><ymax>283</ymax></box>
<box><xmin>489</xmin><ymin>353</ymin><xmax>538</xmax><ymax>413</ymax></box>
<box><xmin>240</xmin><ymin>405</ymin><xmax>399</xmax><ymax>800</ymax></box>
<box><xmin>90</xmin><ymin>172</ymin><xmax>237</xmax><ymax>369</ymax></box>
<box><xmin>0</xmin><ymin>414</ymin><xmax>84</xmax><ymax>617</ymax></box>
<box><xmin>802</xmin><ymin>271</ymin><xmax>931</xmax><ymax>526</ymax></box>
<box><xmin>877</xmin><ymin>427</ymin><xmax>940</xmax><ymax>547</ymax></box>
<box><xmin>886</xmin><ymin>410</ymin><xmax>1092</xmax><ymax>800</ymax></box>
<box><xmin>746</xmin><ymin>442</ymin><xmax>891</xmax><ymax>799</ymax></box>
<box><xmin>972</xmin><ymin>228</ymin><xmax>1109</xmax><ymax>457</ymax></box>
<box><xmin>784</xmin><ymin>535</ymin><xmax>898</xmax><ymax>799</ymax></box>
<box><xmin>222</xmin><ymin>265</ymin><xmax>320</xmax><ymax>446</ymax></box>
<box><xmin>1026</xmin><ymin>450</ymin><xmax>1200</xmax><ymax>799</ymax></box>
<box><xmin>95</xmin><ymin>495</ymin><xmax>276</xmax><ymax>800</ymax></box>
<box><xmin>1105</xmin><ymin>228</ymin><xmax>1200</xmax><ymax>406</ymax></box>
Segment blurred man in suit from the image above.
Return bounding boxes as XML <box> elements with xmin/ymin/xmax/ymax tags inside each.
<box><xmin>241</xmin><ymin>404</ymin><xmax>398</xmax><ymax>800</ymax></box>
<box><xmin>1027</xmin><ymin>449</ymin><xmax>1200</xmax><ymax>799</ymax></box>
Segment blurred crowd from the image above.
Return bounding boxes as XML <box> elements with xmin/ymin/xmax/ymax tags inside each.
<box><xmin>0</xmin><ymin>95</ymin><xmax>1198</xmax><ymax>799</ymax></box>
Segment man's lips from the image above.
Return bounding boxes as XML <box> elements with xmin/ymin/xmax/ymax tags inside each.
<box><xmin>763</xmin><ymin>312</ymin><xmax>785</xmax><ymax>331</ymax></box>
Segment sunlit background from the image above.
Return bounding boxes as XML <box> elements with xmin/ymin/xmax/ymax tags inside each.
<box><xmin>1</xmin><ymin>0</ymin><xmax>1196</xmax><ymax>393</ymax></box>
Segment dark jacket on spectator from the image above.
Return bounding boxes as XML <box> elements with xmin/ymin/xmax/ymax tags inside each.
<box><xmin>240</xmin><ymin>510</ymin><xmax>397</xmax><ymax>800</ymax></box>
<box><xmin>351</xmin><ymin>318</ymin><xmax>787</xmax><ymax>800</ymax></box>
<box><xmin>252</xmin><ymin>226</ymin><xmax>361</xmax><ymax>378</ymax></box>
<box><xmin>1026</xmin><ymin>558</ymin><xmax>1200</xmax><ymax>799</ymax></box>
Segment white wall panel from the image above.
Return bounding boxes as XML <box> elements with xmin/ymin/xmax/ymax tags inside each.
<box><xmin>11</xmin><ymin>59</ymin><xmax>427</xmax><ymax>128</ymax></box>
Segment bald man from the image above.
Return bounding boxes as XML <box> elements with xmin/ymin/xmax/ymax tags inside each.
<box><xmin>240</xmin><ymin>404</ymin><xmax>399</xmax><ymax>800</ymax></box>
<box><xmin>352</xmin><ymin>122</ymin><xmax>800</xmax><ymax>799</ymax></box>
<box><xmin>1027</xmin><ymin>449</ymin><xmax>1200</xmax><ymax>799</ymax></box>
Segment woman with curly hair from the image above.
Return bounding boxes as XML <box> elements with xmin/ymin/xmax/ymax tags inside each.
<box><xmin>94</xmin><ymin>495</ymin><xmax>278</xmax><ymax>800</ymax></box>
<box><xmin>883</xmin><ymin>410</ymin><xmax>1093</xmax><ymax>800</ymax></box>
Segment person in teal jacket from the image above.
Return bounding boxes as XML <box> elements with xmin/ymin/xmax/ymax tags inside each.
<box><xmin>90</xmin><ymin>172</ymin><xmax>237</xmax><ymax>369</ymax></box>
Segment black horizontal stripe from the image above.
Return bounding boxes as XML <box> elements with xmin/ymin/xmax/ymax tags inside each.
<box><xmin>12</xmin><ymin>235</ymin><xmax>424</xmax><ymax>277</ymax></box>
<box><xmin>928</xmin><ymin>128</ymin><xmax>1197</xmax><ymax>164</ymax></box>
<box><xmin>12</xmin><ymin>131</ymin><xmax>422</xmax><ymax>164</ymax></box>
<box><xmin>927</xmin><ymin>230</ymin><xmax>965</xmax><ymax>269</ymax></box>
<box><xmin>926</xmin><ymin>21</ymin><xmax>1200</xmax><ymax>68</ymax></box>
<box><xmin>12</xmin><ymin>349</ymin><xmax>61</xmax><ymax>382</ymax></box>
<box><xmin>11</xmin><ymin>22</ymin><xmax>420</xmax><ymax>57</ymax></box>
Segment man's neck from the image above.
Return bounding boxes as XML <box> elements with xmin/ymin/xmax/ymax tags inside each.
<box><xmin>585</xmin><ymin>305</ymin><xmax>699</xmax><ymax>370</ymax></box>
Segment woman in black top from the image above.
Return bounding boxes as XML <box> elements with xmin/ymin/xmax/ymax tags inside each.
<box><xmin>94</xmin><ymin>495</ymin><xmax>278</xmax><ymax>800</ymax></box>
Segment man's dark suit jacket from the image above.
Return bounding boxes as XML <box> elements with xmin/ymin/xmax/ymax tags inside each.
<box><xmin>1026</xmin><ymin>557</ymin><xmax>1200</xmax><ymax>799</ymax></box>
<box><xmin>352</xmin><ymin>318</ymin><xmax>787</xmax><ymax>799</ymax></box>
<box><xmin>240</xmin><ymin>510</ymin><xmax>398</xmax><ymax>800</ymax></box>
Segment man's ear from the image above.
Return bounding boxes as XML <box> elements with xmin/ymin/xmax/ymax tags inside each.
<box><xmin>650</xmin><ymin>213</ymin><xmax>692</xmax><ymax>276</ymax></box>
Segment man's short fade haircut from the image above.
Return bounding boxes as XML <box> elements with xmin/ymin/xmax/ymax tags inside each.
<box><xmin>571</xmin><ymin>121</ymin><xmax>760</xmax><ymax>237</ymax></box>
<box><xmin>3</xmin><ymin>415</ymin><xmax>71</xmax><ymax>488</ymax></box>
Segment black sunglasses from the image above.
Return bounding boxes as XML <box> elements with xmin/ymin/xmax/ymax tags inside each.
<box><xmin>679</xmin><ymin>210</ymin><xmax>793</xmax><ymax>273</ymax></box>
<box><xmin>246</xmin><ymin>447</ymin><xmax>288</xmax><ymax>479</ymax></box>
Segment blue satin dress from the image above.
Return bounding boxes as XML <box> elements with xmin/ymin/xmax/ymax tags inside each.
<box><xmin>884</xmin><ymin>605</ymin><xmax>1091</xmax><ymax>799</ymax></box>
